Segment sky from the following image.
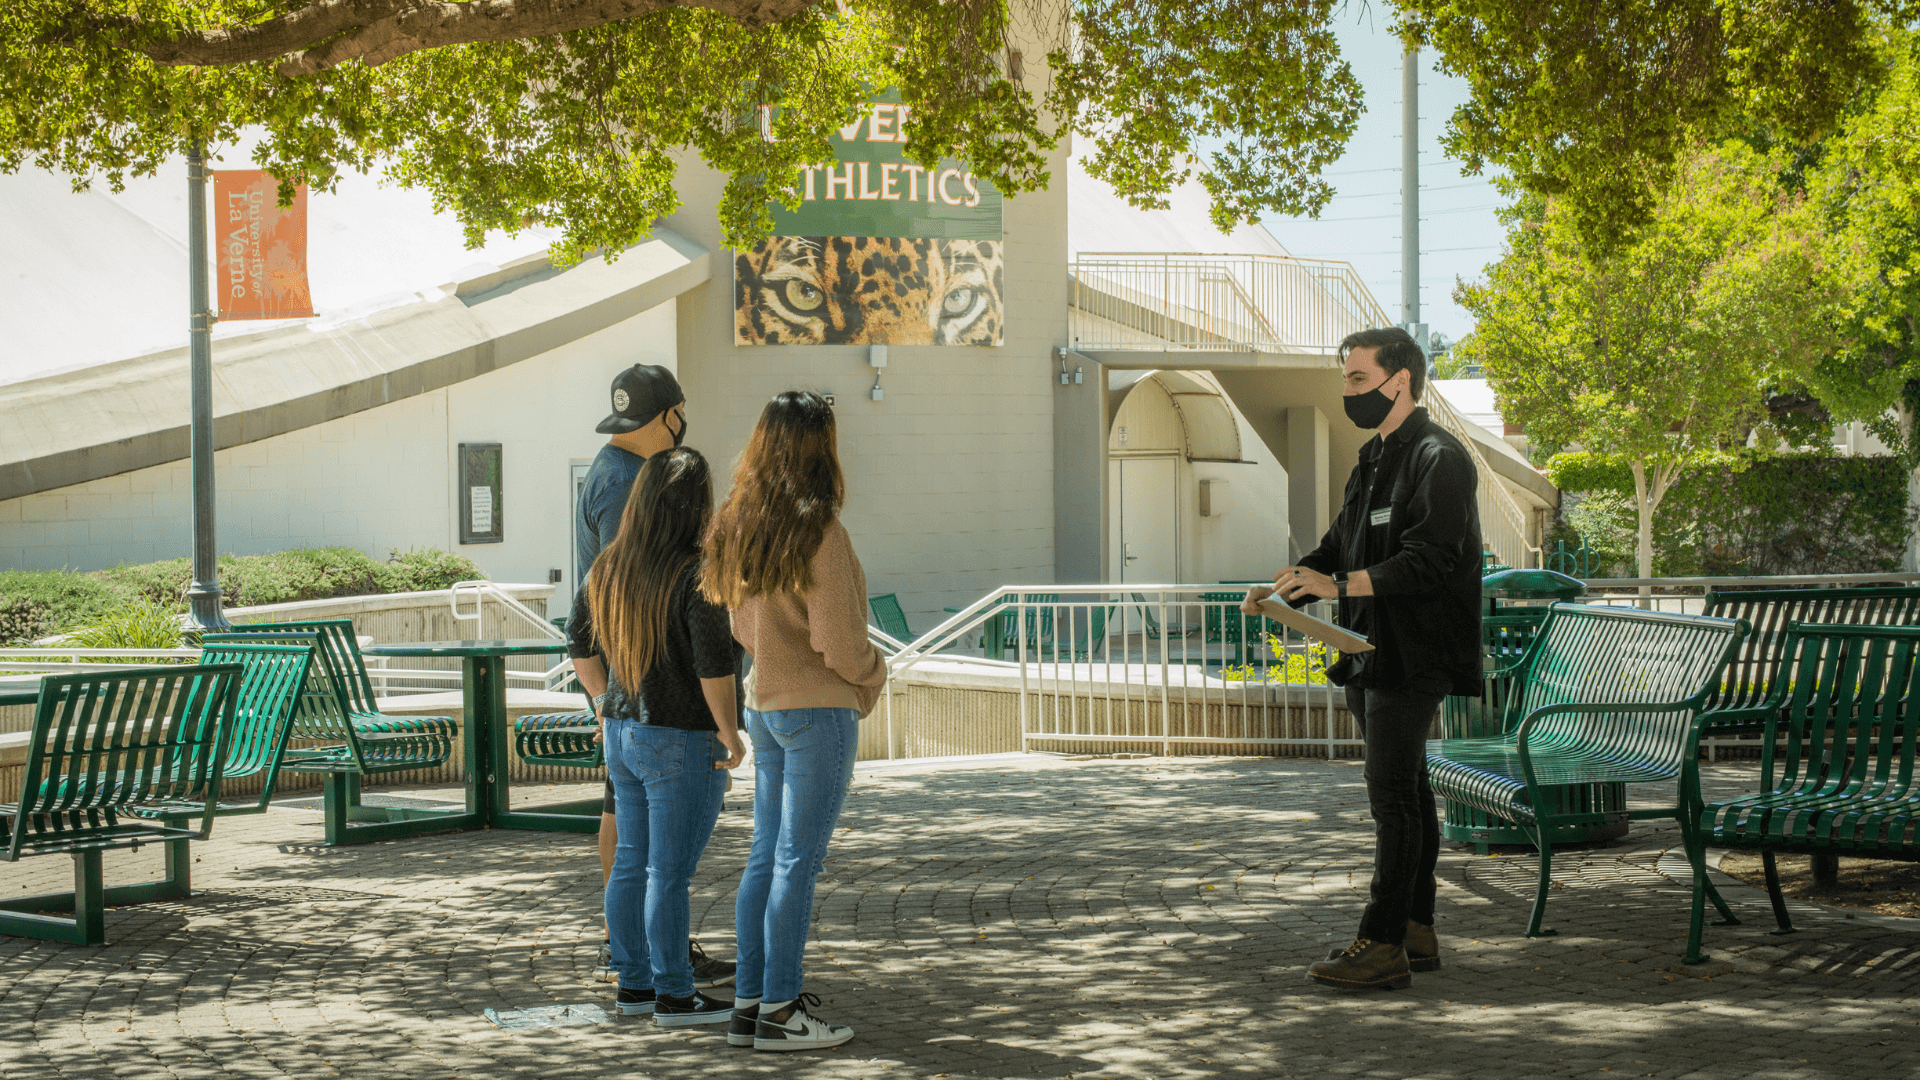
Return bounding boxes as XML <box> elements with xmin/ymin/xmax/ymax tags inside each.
<box><xmin>1255</xmin><ymin>8</ymin><xmax>1511</xmax><ymax>346</ymax></box>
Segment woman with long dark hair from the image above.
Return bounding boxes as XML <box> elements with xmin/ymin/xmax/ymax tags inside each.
<box><xmin>567</xmin><ymin>447</ymin><xmax>746</xmax><ymax>1026</ymax></box>
<box><xmin>701</xmin><ymin>390</ymin><xmax>885</xmax><ymax>1053</ymax></box>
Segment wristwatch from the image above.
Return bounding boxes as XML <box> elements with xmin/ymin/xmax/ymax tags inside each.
<box><xmin>1332</xmin><ymin>571</ymin><xmax>1349</xmax><ymax>599</ymax></box>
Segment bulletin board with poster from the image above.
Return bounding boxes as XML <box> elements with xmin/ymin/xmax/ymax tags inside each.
<box><xmin>734</xmin><ymin>90</ymin><xmax>1005</xmax><ymax>347</ymax></box>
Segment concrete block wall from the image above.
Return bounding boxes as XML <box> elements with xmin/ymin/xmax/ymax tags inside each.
<box><xmin>0</xmin><ymin>302</ymin><xmax>674</xmax><ymax>595</ymax></box>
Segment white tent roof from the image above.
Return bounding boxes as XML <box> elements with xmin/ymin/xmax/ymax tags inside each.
<box><xmin>0</xmin><ymin>150</ymin><xmax>558</xmax><ymax>388</ymax></box>
<box><xmin>1066</xmin><ymin>154</ymin><xmax>1292</xmax><ymax>259</ymax></box>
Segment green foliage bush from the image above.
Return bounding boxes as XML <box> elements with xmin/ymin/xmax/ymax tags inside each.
<box><xmin>1548</xmin><ymin>452</ymin><xmax>1913</xmax><ymax>576</ymax></box>
<box><xmin>0</xmin><ymin>547</ymin><xmax>486</xmax><ymax>644</ymax></box>
<box><xmin>61</xmin><ymin>600</ymin><xmax>196</xmax><ymax>653</ymax></box>
<box><xmin>0</xmin><ymin>569</ymin><xmax>138</xmax><ymax>646</ymax></box>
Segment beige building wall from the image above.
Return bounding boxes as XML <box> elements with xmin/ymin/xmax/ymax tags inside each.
<box><xmin>666</xmin><ymin>27</ymin><xmax>1073</xmax><ymax>632</ymax></box>
<box><xmin>0</xmin><ymin>303</ymin><xmax>674</xmax><ymax>591</ymax></box>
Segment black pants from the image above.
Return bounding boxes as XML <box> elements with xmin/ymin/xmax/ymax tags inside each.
<box><xmin>1345</xmin><ymin>684</ymin><xmax>1444</xmax><ymax>945</ymax></box>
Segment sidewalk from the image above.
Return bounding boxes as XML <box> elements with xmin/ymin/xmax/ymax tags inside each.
<box><xmin>4</xmin><ymin>755</ymin><xmax>1918</xmax><ymax>1079</ymax></box>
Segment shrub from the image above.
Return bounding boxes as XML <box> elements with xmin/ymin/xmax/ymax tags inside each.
<box><xmin>0</xmin><ymin>569</ymin><xmax>137</xmax><ymax>645</ymax></box>
<box><xmin>2</xmin><ymin>546</ymin><xmax>487</xmax><ymax>641</ymax></box>
<box><xmin>60</xmin><ymin>600</ymin><xmax>195</xmax><ymax>652</ymax></box>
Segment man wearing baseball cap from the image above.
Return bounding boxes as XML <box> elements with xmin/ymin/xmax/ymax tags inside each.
<box><xmin>570</xmin><ymin>364</ymin><xmax>734</xmax><ymax>989</ymax></box>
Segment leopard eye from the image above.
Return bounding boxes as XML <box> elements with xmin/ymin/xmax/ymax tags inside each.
<box><xmin>942</xmin><ymin>287</ymin><xmax>976</xmax><ymax>316</ymax></box>
<box><xmin>783</xmin><ymin>279</ymin><xmax>824</xmax><ymax>311</ymax></box>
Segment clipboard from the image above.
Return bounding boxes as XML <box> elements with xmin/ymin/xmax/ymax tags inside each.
<box><xmin>1253</xmin><ymin>594</ymin><xmax>1375</xmax><ymax>654</ymax></box>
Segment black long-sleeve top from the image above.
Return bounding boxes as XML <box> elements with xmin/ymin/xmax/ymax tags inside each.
<box><xmin>1297</xmin><ymin>406</ymin><xmax>1485</xmax><ymax>696</ymax></box>
<box><xmin>565</xmin><ymin>563</ymin><xmax>741</xmax><ymax>730</ymax></box>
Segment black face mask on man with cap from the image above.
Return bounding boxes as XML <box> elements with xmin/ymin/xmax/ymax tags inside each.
<box><xmin>666</xmin><ymin>410</ymin><xmax>688</xmax><ymax>448</ymax></box>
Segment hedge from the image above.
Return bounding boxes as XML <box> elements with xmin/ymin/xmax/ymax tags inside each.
<box><xmin>0</xmin><ymin>547</ymin><xmax>485</xmax><ymax>646</ymax></box>
<box><xmin>1545</xmin><ymin>452</ymin><xmax>1914</xmax><ymax>577</ymax></box>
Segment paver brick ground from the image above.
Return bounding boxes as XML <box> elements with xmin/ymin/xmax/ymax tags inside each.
<box><xmin>4</xmin><ymin>754</ymin><xmax>1920</xmax><ymax>1079</ymax></box>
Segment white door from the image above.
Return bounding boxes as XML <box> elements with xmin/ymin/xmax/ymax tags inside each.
<box><xmin>1112</xmin><ymin>456</ymin><xmax>1179</xmax><ymax>583</ymax></box>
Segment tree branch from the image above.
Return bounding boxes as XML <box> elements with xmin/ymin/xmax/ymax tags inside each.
<box><xmin>119</xmin><ymin>0</ymin><xmax>821</xmax><ymax>78</ymax></box>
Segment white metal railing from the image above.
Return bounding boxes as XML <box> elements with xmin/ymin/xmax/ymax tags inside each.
<box><xmin>886</xmin><ymin>585</ymin><xmax>1357</xmax><ymax>759</ymax></box>
<box><xmin>1070</xmin><ymin>252</ymin><xmax>1391</xmax><ymax>354</ymax></box>
<box><xmin>446</xmin><ymin>579</ymin><xmax>577</xmax><ymax>692</ymax></box>
<box><xmin>1425</xmin><ymin>390</ymin><xmax>1543</xmax><ymax>569</ymax></box>
<box><xmin>0</xmin><ymin>647</ymin><xmax>201</xmax><ymax>675</ymax></box>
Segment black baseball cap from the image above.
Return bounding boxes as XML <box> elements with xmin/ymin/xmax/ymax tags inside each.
<box><xmin>596</xmin><ymin>364</ymin><xmax>685</xmax><ymax>434</ymax></box>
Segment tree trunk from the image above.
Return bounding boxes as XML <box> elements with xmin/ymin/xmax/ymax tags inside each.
<box><xmin>1901</xmin><ymin>405</ymin><xmax>1920</xmax><ymax>573</ymax></box>
<box><xmin>1629</xmin><ymin>459</ymin><xmax>1654</xmax><ymax>603</ymax></box>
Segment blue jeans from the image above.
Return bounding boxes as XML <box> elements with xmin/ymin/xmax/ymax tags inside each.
<box><xmin>734</xmin><ymin>707</ymin><xmax>859</xmax><ymax>1002</ymax></box>
<box><xmin>604</xmin><ymin>719</ymin><xmax>726</xmax><ymax>997</ymax></box>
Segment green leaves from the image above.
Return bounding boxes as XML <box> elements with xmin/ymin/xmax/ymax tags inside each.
<box><xmin>1048</xmin><ymin>0</ymin><xmax>1360</xmax><ymax>230</ymax></box>
<box><xmin>1398</xmin><ymin>0</ymin><xmax>1885</xmax><ymax>250</ymax></box>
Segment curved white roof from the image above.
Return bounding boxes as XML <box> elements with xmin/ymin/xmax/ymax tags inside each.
<box><xmin>0</xmin><ymin>146</ymin><xmax>558</xmax><ymax>388</ymax></box>
<box><xmin>1067</xmin><ymin>153</ymin><xmax>1292</xmax><ymax>259</ymax></box>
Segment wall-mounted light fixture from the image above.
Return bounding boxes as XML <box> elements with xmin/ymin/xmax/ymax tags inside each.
<box><xmin>869</xmin><ymin>344</ymin><xmax>887</xmax><ymax>401</ymax></box>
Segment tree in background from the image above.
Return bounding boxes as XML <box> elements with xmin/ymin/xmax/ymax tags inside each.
<box><xmin>1457</xmin><ymin>145</ymin><xmax>1842</xmax><ymax>581</ymax></box>
<box><xmin>0</xmin><ymin>0</ymin><xmax>1364</xmax><ymax>259</ymax></box>
<box><xmin>1397</xmin><ymin>0</ymin><xmax>1898</xmax><ymax>249</ymax></box>
<box><xmin>3</xmin><ymin>2</ymin><xmax>1902</xmax><ymax>261</ymax></box>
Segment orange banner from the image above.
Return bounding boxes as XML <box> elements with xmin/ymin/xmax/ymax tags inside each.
<box><xmin>213</xmin><ymin>170</ymin><xmax>314</xmax><ymax>320</ymax></box>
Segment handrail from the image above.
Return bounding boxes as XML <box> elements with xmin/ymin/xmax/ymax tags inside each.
<box><xmin>449</xmin><ymin>580</ymin><xmax>565</xmax><ymax>640</ymax></box>
<box><xmin>1584</xmin><ymin>572</ymin><xmax>1920</xmax><ymax>589</ymax></box>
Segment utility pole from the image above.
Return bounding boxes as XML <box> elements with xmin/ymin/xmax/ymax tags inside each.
<box><xmin>185</xmin><ymin>143</ymin><xmax>229</xmax><ymax>631</ymax></box>
<box><xmin>1401</xmin><ymin>48</ymin><xmax>1427</xmax><ymax>354</ymax></box>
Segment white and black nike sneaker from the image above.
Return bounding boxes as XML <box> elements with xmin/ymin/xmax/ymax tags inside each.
<box><xmin>727</xmin><ymin>998</ymin><xmax>760</xmax><ymax>1047</ymax></box>
<box><xmin>753</xmin><ymin>993</ymin><xmax>855</xmax><ymax>1052</ymax></box>
<box><xmin>654</xmin><ymin>990</ymin><xmax>735</xmax><ymax>1027</ymax></box>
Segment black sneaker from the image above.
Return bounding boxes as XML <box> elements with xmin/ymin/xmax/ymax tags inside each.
<box><xmin>615</xmin><ymin>986</ymin><xmax>656</xmax><ymax>1016</ymax></box>
<box><xmin>691</xmin><ymin>940</ymin><xmax>736</xmax><ymax>988</ymax></box>
<box><xmin>593</xmin><ymin>941</ymin><xmax>615</xmax><ymax>983</ymax></box>
<box><xmin>727</xmin><ymin>1000</ymin><xmax>760</xmax><ymax>1047</ymax></box>
<box><xmin>654</xmin><ymin>990</ymin><xmax>735</xmax><ymax>1027</ymax></box>
<box><xmin>754</xmin><ymin>993</ymin><xmax>855</xmax><ymax>1052</ymax></box>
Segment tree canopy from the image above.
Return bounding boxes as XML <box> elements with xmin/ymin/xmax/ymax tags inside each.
<box><xmin>1456</xmin><ymin>144</ymin><xmax>1841</xmax><ymax>578</ymax></box>
<box><xmin>0</xmin><ymin>0</ymin><xmax>1367</xmax><ymax>261</ymax></box>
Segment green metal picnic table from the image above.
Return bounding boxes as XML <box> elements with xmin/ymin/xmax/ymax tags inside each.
<box><xmin>361</xmin><ymin>639</ymin><xmax>597</xmax><ymax>833</ymax></box>
<box><xmin>945</xmin><ymin>605</ymin><xmax>1015</xmax><ymax>660</ymax></box>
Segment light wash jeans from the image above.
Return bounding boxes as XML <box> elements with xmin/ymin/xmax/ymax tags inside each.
<box><xmin>734</xmin><ymin>707</ymin><xmax>859</xmax><ymax>1002</ymax></box>
<box><xmin>604</xmin><ymin>718</ymin><xmax>726</xmax><ymax>997</ymax></box>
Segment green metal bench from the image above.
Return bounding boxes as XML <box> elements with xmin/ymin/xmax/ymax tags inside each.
<box><xmin>210</xmin><ymin>620</ymin><xmax>461</xmax><ymax>844</ymax></box>
<box><xmin>1425</xmin><ymin>603</ymin><xmax>1747</xmax><ymax>951</ymax></box>
<box><xmin>1441</xmin><ymin>609</ymin><xmax>1556</xmax><ymax>850</ymax></box>
<box><xmin>1698</xmin><ymin>586</ymin><xmax>1920</xmax><ymax>734</ymax></box>
<box><xmin>514</xmin><ymin>703</ymin><xmax>603</xmax><ymax>769</ymax></box>
<box><xmin>868</xmin><ymin>593</ymin><xmax>917</xmax><ymax>643</ymax></box>
<box><xmin>1692</xmin><ymin>622</ymin><xmax>1920</xmax><ymax>960</ymax></box>
<box><xmin>0</xmin><ymin>664</ymin><xmax>244</xmax><ymax>945</ymax></box>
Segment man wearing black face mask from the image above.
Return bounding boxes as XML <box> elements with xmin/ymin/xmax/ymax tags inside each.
<box><xmin>574</xmin><ymin>364</ymin><xmax>733</xmax><ymax>989</ymax></box>
<box><xmin>1242</xmin><ymin>326</ymin><xmax>1482</xmax><ymax>991</ymax></box>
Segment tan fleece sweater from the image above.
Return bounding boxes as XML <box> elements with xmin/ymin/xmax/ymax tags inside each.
<box><xmin>732</xmin><ymin>521</ymin><xmax>889</xmax><ymax>718</ymax></box>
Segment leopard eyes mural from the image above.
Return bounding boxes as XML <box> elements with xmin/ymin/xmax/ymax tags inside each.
<box><xmin>734</xmin><ymin>236</ymin><xmax>1004</xmax><ymax>347</ymax></box>
<box><xmin>734</xmin><ymin>91</ymin><xmax>1003</xmax><ymax>348</ymax></box>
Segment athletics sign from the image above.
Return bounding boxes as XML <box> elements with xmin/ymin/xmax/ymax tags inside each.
<box><xmin>212</xmin><ymin>170</ymin><xmax>315</xmax><ymax>321</ymax></box>
<box><xmin>735</xmin><ymin>94</ymin><xmax>1004</xmax><ymax>347</ymax></box>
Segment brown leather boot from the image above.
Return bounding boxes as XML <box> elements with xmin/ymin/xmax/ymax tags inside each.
<box><xmin>1404</xmin><ymin>920</ymin><xmax>1441</xmax><ymax>973</ymax></box>
<box><xmin>1326</xmin><ymin>920</ymin><xmax>1440</xmax><ymax>972</ymax></box>
<box><xmin>1308</xmin><ymin>938</ymin><xmax>1412</xmax><ymax>990</ymax></box>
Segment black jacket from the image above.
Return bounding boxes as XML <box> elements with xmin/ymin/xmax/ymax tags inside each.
<box><xmin>1298</xmin><ymin>406</ymin><xmax>1484</xmax><ymax>697</ymax></box>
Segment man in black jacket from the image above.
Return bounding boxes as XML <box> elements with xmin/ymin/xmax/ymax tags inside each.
<box><xmin>1243</xmin><ymin>326</ymin><xmax>1483</xmax><ymax>990</ymax></box>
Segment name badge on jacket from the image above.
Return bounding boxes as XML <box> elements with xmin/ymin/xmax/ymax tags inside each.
<box><xmin>1369</xmin><ymin>507</ymin><xmax>1391</xmax><ymax>527</ymax></box>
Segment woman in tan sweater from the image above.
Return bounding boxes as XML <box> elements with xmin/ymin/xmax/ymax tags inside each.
<box><xmin>702</xmin><ymin>390</ymin><xmax>885</xmax><ymax>1053</ymax></box>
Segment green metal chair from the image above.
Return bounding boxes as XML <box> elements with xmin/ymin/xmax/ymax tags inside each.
<box><xmin>1425</xmin><ymin>603</ymin><xmax>1748</xmax><ymax>957</ymax></box>
<box><xmin>212</xmin><ymin>620</ymin><xmax>459</xmax><ymax>844</ymax></box>
<box><xmin>868</xmin><ymin>593</ymin><xmax>917</xmax><ymax>642</ymax></box>
<box><xmin>1694</xmin><ymin>622</ymin><xmax>1920</xmax><ymax>960</ymax></box>
<box><xmin>1441</xmin><ymin>609</ymin><xmax>1555</xmax><ymax>850</ymax></box>
<box><xmin>0</xmin><ymin>663</ymin><xmax>244</xmax><ymax>945</ymax></box>
<box><xmin>514</xmin><ymin>691</ymin><xmax>603</xmax><ymax>769</ymax></box>
<box><xmin>188</xmin><ymin>640</ymin><xmax>318</xmax><ymax>816</ymax></box>
<box><xmin>1697</xmin><ymin>586</ymin><xmax>1920</xmax><ymax>734</ymax></box>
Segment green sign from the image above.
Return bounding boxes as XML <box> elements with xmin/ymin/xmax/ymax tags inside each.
<box><xmin>766</xmin><ymin>95</ymin><xmax>1002</xmax><ymax>241</ymax></box>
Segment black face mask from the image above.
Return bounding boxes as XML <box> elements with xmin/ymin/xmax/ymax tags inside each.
<box><xmin>1343</xmin><ymin>377</ymin><xmax>1402</xmax><ymax>430</ymax></box>
<box><xmin>666</xmin><ymin>410</ymin><xmax>688</xmax><ymax>447</ymax></box>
